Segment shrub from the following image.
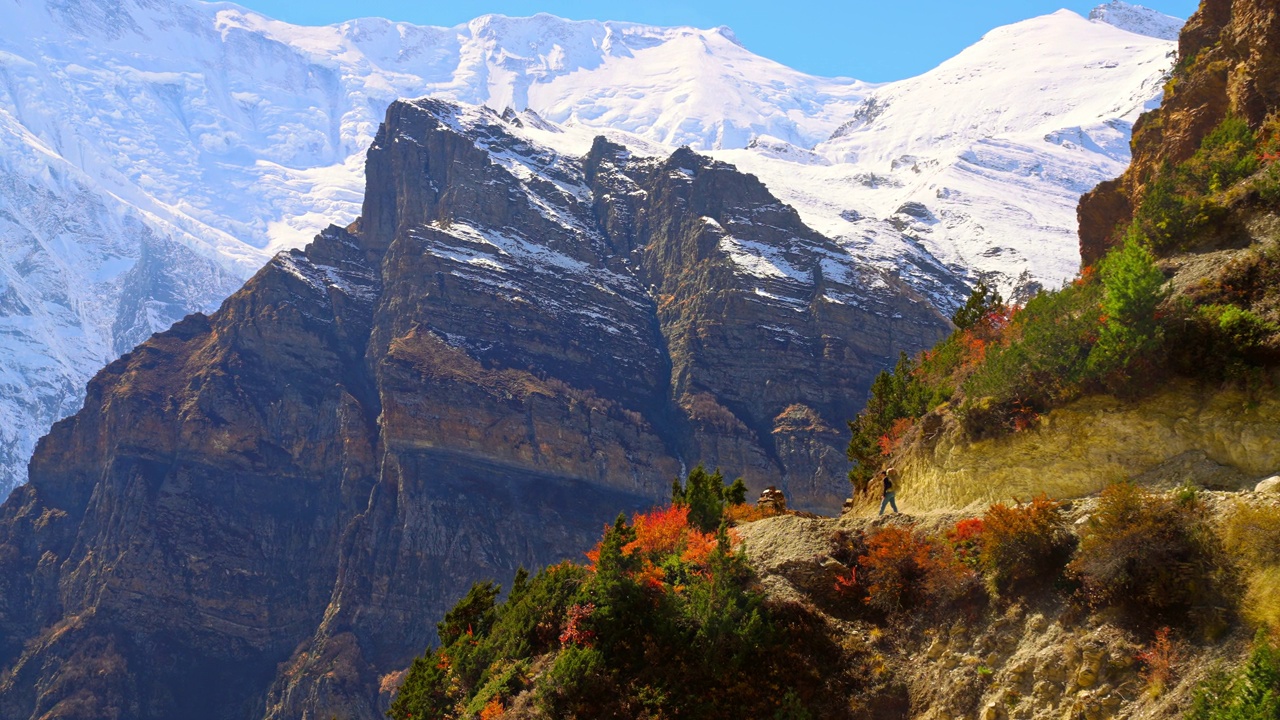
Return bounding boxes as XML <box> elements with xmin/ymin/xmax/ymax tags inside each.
<box><xmin>1223</xmin><ymin>502</ymin><xmax>1280</xmax><ymax>635</ymax></box>
<box><xmin>1222</xmin><ymin>502</ymin><xmax>1280</xmax><ymax>570</ymax></box>
<box><xmin>855</xmin><ymin>526</ymin><xmax>978</xmax><ymax>614</ymax></box>
<box><xmin>1133</xmin><ymin>115</ymin><xmax>1258</xmax><ymax>252</ymax></box>
<box><xmin>945</xmin><ymin>518</ymin><xmax>984</xmax><ymax>568</ymax></box>
<box><xmin>960</xmin><ymin>279</ymin><xmax>1103</xmax><ymax>437</ymax></box>
<box><xmin>725</xmin><ymin>502</ymin><xmax>783</xmax><ymax>525</ymax></box>
<box><xmin>438</xmin><ymin>581</ymin><xmax>500</xmax><ymax>646</ymax></box>
<box><xmin>1137</xmin><ymin>627</ymin><xmax>1183</xmax><ymax>698</ymax></box>
<box><xmin>1187</xmin><ymin>633</ymin><xmax>1280</xmax><ymax>720</ymax></box>
<box><xmin>977</xmin><ymin>495</ymin><xmax>1073</xmax><ymax>597</ymax></box>
<box><xmin>387</xmin><ymin>648</ymin><xmax>455</xmax><ymax>720</ymax></box>
<box><xmin>1087</xmin><ymin>230</ymin><xmax>1168</xmax><ymax>382</ymax></box>
<box><xmin>1069</xmin><ymin>483</ymin><xmax>1234</xmax><ymax>629</ymax></box>
<box><xmin>1244</xmin><ymin>567</ymin><xmax>1280</xmax><ymax>637</ymax></box>
<box><xmin>535</xmin><ymin>645</ymin><xmax>615</xmax><ymax>718</ymax></box>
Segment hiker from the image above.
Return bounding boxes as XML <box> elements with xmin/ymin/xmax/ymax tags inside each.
<box><xmin>878</xmin><ymin>467</ymin><xmax>899</xmax><ymax>516</ymax></box>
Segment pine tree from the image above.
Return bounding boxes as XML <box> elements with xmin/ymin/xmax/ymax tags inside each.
<box><xmin>1087</xmin><ymin>229</ymin><xmax>1167</xmax><ymax>377</ymax></box>
<box><xmin>952</xmin><ymin>280</ymin><xmax>1004</xmax><ymax>330</ymax></box>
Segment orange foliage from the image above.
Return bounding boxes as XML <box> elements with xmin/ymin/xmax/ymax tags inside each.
<box><xmin>583</xmin><ymin>506</ymin><xmax>741</xmax><ymax>595</ymax></box>
<box><xmin>1138</xmin><ymin>627</ymin><xmax>1183</xmax><ymax>692</ymax></box>
<box><xmin>834</xmin><ymin>566</ymin><xmax>858</xmax><ymax>595</ymax></box>
<box><xmin>725</xmin><ymin>503</ymin><xmax>783</xmax><ymax>525</ymax></box>
<box><xmin>878</xmin><ymin>416</ymin><xmax>915</xmax><ymax>456</ymax></box>
<box><xmin>979</xmin><ymin>495</ymin><xmax>1070</xmax><ymax>594</ymax></box>
<box><xmin>680</xmin><ymin>530</ymin><xmax>718</xmax><ymax>566</ymax></box>
<box><xmin>856</xmin><ymin>526</ymin><xmax>978</xmax><ymax>613</ymax></box>
<box><xmin>480</xmin><ymin>697</ymin><xmax>506</xmax><ymax>720</ymax></box>
<box><xmin>624</xmin><ymin>505</ymin><xmax>691</xmax><ymax>558</ymax></box>
<box><xmin>636</xmin><ymin>563</ymin><xmax>666</xmax><ymax>589</ymax></box>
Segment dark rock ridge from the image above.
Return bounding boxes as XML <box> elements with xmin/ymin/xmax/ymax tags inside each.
<box><xmin>1078</xmin><ymin>0</ymin><xmax>1280</xmax><ymax>265</ymax></box>
<box><xmin>0</xmin><ymin>98</ymin><xmax>948</xmax><ymax>719</ymax></box>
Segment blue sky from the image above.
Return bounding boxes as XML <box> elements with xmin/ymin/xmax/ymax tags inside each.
<box><xmin>230</xmin><ymin>0</ymin><xmax>1198</xmax><ymax>82</ymax></box>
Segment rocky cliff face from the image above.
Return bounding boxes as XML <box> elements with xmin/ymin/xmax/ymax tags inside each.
<box><xmin>1078</xmin><ymin>0</ymin><xmax>1280</xmax><ymax>264</ymax></box>
<box><xmin>892</xmin><ymin>381</ymin><xmax>1278</xmax><ymax>513</ymax></box>
<box><xmin>0</xmin><ymin>98</ymin><xmax>947</xmax><ymax>719</ymax></box>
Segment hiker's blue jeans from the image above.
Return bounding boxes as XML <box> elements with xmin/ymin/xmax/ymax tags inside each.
<box><xmin>879</xmin><ymin>491</ymin><xmax>898</xmax><ymax>515</ymax></box>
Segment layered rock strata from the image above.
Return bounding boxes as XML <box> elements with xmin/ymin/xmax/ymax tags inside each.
<box><xmin>0</xmin><ymin>99</ymin><xmax>947</xmax><ymax>719</ymax></box>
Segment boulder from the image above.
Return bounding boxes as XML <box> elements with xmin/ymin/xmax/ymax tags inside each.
<box><xmin>1257</xmin><ymin>476</ymin><xmax>1280</xmax><ymax>494</ymax></box>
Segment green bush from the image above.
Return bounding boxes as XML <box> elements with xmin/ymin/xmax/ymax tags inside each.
<box><xmin>1068</xmin><ymin>483</ymin><xmax>1234</xmax><ymax>630</ymax></box>
<box><xmin>534</xmin><ymin>645</ymin><xmax>615</xmax><ymax>719</ymax></box>
<box><xmin>1132</xmin><ymin>116</ymin><xmax>1258</xmax><ymax>252</ymax></box>
<box><xmin>388</xmin><ymin>504</ymin><xmax>857</xmax><ymax>720</ymax></box>
<box><xmin>952</xmin><ymin>280</ymin><xmax>1005</xmax><ymax>330</ymax></box>
<box><xmin>387</xmin><ymin>649</ymin><xmax>454</xmax><ymax>720</ymax></box>
<box><xmin>959</xmin><ymin>277</ymin><xmax>1103</xmax><ymax>435</ymax></box>
<box><xmin>1167</xmin><ymin>300</ymin><xmax>1280</xmax><ymax>384</ymax></box>
<box><xmin>1087</xmin><ymin>230</ymin><xmax>1168</xmax><ymax>382</ymax></box>
<box><xmin>1187</xmin><ymin>633</ymin><xmax>1280</xmax><ymax>720</ymax></box>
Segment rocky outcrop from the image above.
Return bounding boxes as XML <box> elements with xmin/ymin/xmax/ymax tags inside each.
<box><xmin>1078</xmin><ymin>0</ymin><xmax>1280</xmax><ymax>264</ymax></box>
<box><xmin>737</xmin><ymin>490</ymin><xmax>1273</xmax><ymax>720</ymax></box>
<box><xmin>891</xmin><ymin>382</ymin><xmax>1279</xmax><ymax>512</ymax></box>
<box><xmin>0</xmin><ymin>99</ymin><xmax>947</xmax><ymax>719</ymax></box>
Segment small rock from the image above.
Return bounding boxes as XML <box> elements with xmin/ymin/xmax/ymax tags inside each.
<box><xmin>1076</xmin><ymin>646</ymin><xmax>1106</xmax><ymax>688</ymax></box>
<box><xmin>927</xmin><ymin>636</ymin><xmax>949</xmax><ymax>660</ymax></box>
<box><xmin>1257</xmin><ymin>476</ymin><xmax>1280</xmax><ymax>494</ymax></box>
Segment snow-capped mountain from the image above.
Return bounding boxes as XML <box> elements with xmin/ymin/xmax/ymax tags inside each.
<box><xmin>0</xmin><ymin>0</ymin><xmax>1179</xmax><ymax>496</ymax></box>
<box><xmin>1090</xmin><ymin>0</ymin><xmax>1184</xmax><ymax>40</ymax></box>
<box><xmin>715</xmin><ymin>5</ymin><xmax>1179</xmax><ymax>304</ymax></box>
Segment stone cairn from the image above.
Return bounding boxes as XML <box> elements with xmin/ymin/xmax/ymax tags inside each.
<box><xmin>758</xmin><ymin>486</ymin><xmax>787</xmax><ymax>512</ymax></box>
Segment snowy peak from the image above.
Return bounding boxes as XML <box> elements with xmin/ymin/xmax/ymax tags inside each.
<box><xmin>0</xmin><ymin>0</ymin><xmax>1184</xmax><ymax>500</ymax></box>
<box><xmin>1089</xmin><ymin>1</ymin><xmax>1183</xmax><ymax>41</ymax></box>
<box><xmin>724</xmin><ymin>6</ymin><xmax>1180</xmax><ymax>306</ymax></box>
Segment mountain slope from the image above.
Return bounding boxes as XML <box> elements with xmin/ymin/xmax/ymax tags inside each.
<box><xmin>0</xmin><ymin>96</ymin><xmax>947</xmax><ymax>720</ymax></box>
<box><xmin>715</xmin><ymin>8</ymin><xmax>1177</xmax><ymax>308</ymax></box>
<box><xmin>0</xmin><ymin>0</ymin><xmax>1180</xmax><ymax>496</ymax></box>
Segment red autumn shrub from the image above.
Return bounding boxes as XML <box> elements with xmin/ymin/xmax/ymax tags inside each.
<box><xmin>856</xmin><ymin>526</ymin><xmax>978</xmax><ymax>614</ymax></box>
<box><xmin>1138</xmin><ymin>626</ymin><xmax>1182</xmax><ymax>695</ymax></box>
<box><xmin>978</xmin><ymin>495</ymin><xmax>1073</xmax><ymax>597</ymax></box>
<box><xmin>878</xmin><ymin>416</ymin><xmax>915</xmax><ymax>456</ymax></box>
<box><xmin>946</xmin><ymin>518</ymin><xmax>984</xmax><ymax>567</ymax></box>
<box><xmin>559</xmin><ymin>603</ymin><xmax>597</xmax><ymax>647</ymax></box>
